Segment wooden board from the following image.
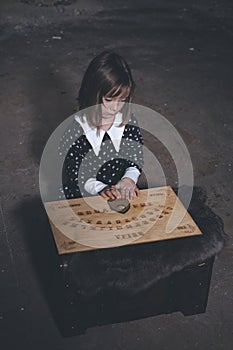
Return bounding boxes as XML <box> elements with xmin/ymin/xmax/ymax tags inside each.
<box><xmin>44</xmin><ymin>186</ymin><xmax>202</xmax><ymax>254</ymax></box>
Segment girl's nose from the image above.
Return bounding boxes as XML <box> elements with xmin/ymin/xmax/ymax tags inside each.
<box><xmin>111</xmin><ymin>102</ymin><xmax>118</xmax><ymax>111</ymax></box>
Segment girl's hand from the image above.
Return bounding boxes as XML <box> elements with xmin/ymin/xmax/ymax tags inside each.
<box><xmin>116</xmin><ymin>177</ymin><xmax>140</xmax><ymax>200</ymax></box>
<box><xmin>99</xmin><ymin>185</ymin><xmax>121</xmax><ymax>200</ymax></box>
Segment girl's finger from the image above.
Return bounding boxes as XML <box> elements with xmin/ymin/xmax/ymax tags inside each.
<box><xmin>111</xmin><ymin>188</ymin><xmax>121</xmax><ymax>199</ymax></box>
<box><xmin>134</xmin><ymin>187</ymin><xmax>140</xmax><ymax>197</ymax></box>
<box><xmin>130</xmin><ymin>187</ymin><xmax>136</xmax><ymax>200</ymax></box>
<box><xmin>105</xmin><ymin>189</ymin><xmax>116</xmax><ymax>200</ymax></box>
<box><xmin>100</xmin><ymin>187</ymin><xmax>111</xmax><ymax>199</ymax></box>
<box><xmin>100</xmin><ymin>191</ymin><xmax>109</xmax><ymax>199</ymax></box>
<box><xmin>125</xmin><ymin>188</ymin><xmax>130</xmax><ymax>201</ymax></box>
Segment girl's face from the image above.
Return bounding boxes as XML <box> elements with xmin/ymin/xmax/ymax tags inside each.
<box><xmin>101</xmin><ymin>92</ymin><xmax>128</xmax><ymax>118</ymax></box>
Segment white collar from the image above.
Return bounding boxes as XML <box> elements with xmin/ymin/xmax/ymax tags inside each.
<box><xmin>74</xmin><ymin>112</ymin><xmax>125</xmax><ymax>156</ymax></box>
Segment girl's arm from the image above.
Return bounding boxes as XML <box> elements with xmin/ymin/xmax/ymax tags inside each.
<box><xmin>115</xmin><ymin>116</ymin><xmax>144</xmax><ymax>200</ymax></box>
<box><xmin>58</xmin><ymin>120</ymin><xmax>85</xmax><ymax>199</ymax></box>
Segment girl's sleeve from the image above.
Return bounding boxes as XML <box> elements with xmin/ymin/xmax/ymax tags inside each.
<box><xmin>122</xmin><ymin>167</ymin><xmax>141</xmax><ymax>184</ymax></box>
<box><xmin>58</xmin><ymin>120</ymin><xmax>83</xmax><ymax>199</ymax></box>
<box><xmin>122</xmin><ymin>116</ymin><xmax>144</xmax><ymax>183</ymax></box>
<box><xmin>84</xmin><ymin>178</ymin><xmax>107</xmax><ymax>195</ymax></box>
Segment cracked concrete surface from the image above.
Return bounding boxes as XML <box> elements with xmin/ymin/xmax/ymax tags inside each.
<box><xmin>0</xmin><ymin>0</ymin><xmax>233</xmax><ymax>349</ymax></box>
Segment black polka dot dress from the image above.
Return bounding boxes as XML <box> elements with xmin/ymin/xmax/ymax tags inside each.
<box><xmin>58</xmin><ymin>114</ymin><xmax>144</xmax><ymax>199</ymax></box>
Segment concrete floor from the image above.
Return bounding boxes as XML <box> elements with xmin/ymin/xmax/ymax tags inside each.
<box><xmin>0</xmin><ymin>0</ymin><xmax>232</xmax><ymax>349</ymax></box>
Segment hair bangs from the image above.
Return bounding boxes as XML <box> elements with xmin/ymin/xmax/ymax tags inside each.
<box><xmin>105</xmin><ymin>84</ymin><xmax>132</xmax><ymax>99</ymax></box>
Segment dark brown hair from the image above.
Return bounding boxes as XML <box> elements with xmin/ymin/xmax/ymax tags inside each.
<box><xmin>78</xmin><ymin>51</ymin><xmax>135</xmax><ymax>129</ymax></box>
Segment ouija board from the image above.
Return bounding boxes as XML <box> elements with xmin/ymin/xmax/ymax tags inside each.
<box><xmin>44</xmin><ymin>186</ymin><xmax>202</xmax><ymax>254</ymax></box>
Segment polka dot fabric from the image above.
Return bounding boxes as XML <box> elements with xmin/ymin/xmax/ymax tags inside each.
<box><xmin>58</xmin><ymin>115</ymin><xmax>144</xmax><ymax>199</ymax></box>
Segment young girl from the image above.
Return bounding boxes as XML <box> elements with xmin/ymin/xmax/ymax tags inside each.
<box><xmin>58</xmin><ymin>51</ymin><xmax>144</xmax><ymax>201</ymax></box>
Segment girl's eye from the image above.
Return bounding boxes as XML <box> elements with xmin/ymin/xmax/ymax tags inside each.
<box><xmin>104</xmin><ymin>97</ymin><xmax>127</xmax><ymax>102</ymax></box>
